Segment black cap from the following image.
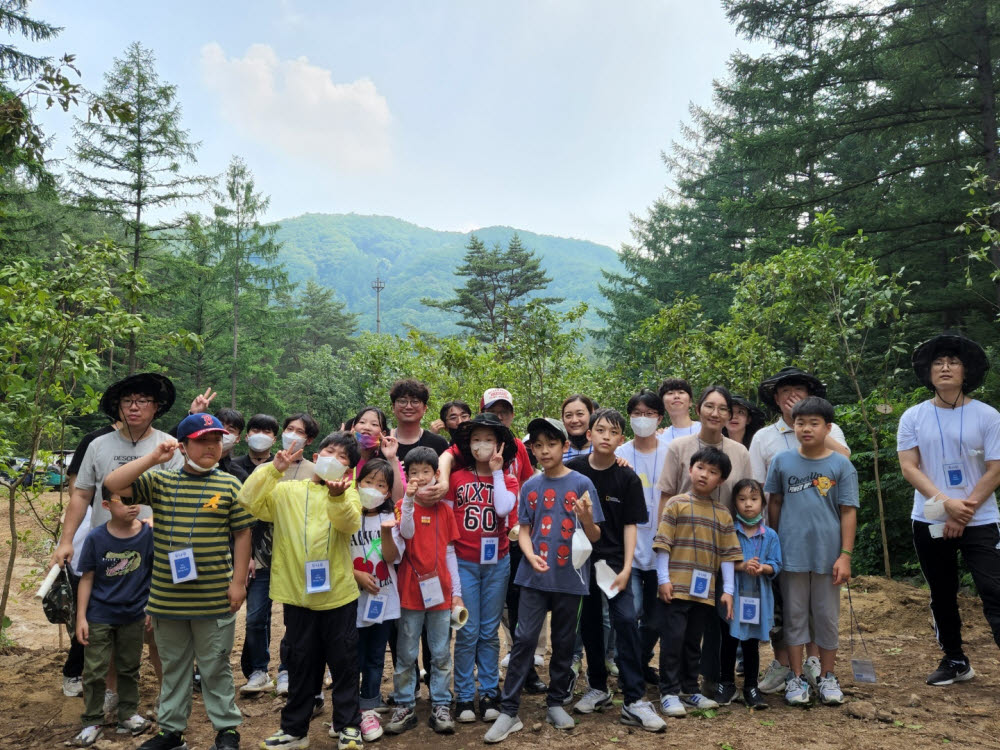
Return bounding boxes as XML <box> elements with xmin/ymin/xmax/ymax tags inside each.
<box><xmin>757</xmin><ymin>367</ymin><xmax>826</xmax><ymax>412</ymax></box>
<box><xmin>912</xmin><ymin>332</ymin><xmax>989</xmax><ymax>392</ymax></box>
<box><xmin>99</xmin><ymin>372</ymin><xmax>176</xmax><ymax>420</ymax></box>
<box><xmin>452</xmin><ymin>412</ymin><xmax>518</xmax><ymax>466</ymax></box>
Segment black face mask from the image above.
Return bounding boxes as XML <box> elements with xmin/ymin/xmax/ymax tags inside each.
<box><xmin>568</xmin><ymin>432</ymin><xmax>589</xmax><ymax>450</ymax></box>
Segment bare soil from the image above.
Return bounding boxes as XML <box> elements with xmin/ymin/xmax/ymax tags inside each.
<box><xmin>3</xmin><ymin>494</ymin><xmax>999</xmax><ymax>749</ymax></box>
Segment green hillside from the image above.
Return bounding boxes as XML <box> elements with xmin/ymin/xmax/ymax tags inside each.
<box><xmin>272</xmin><ymin>213</ymin><xmax>621</xmax><ymax>336</ymax></box>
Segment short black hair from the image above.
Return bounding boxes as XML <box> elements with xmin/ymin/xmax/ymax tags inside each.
<box><xmin>690</xmin><ymin>446</ymin><xmax>732</xmax><ymax>480</ymax></box>
<box><xmin>284</xmin><ymin>412</ymin><xmax>320</xmax><ymax>440</ymax></box>
<box><xmin>626</xmin><ymin>389</ymin><xmax>665</xmax><ymax>417</ymax></box>
<box><xmin>317</xmin><ymin>431</ymin><xmax>361</xmax><ymax>468</ymax></box>
<box><xmin>247</xmin><ymin>413</ymin><xmax>280</xmax><ymax>435</ymax></box>
<box><xmin>403</xmin><ymin>445</ymin><xmax>439</xmax><ymax>473</ymax></box>
<box><xmin>528</xmin><ymin>420</ymin><xmax>568</xmax><ymax>445</ymax></box>
<box><xmin>390</xmin><ymin>379</ymin><xmax>430</xmax><ymax>405</ymax></box>
<box><xmin>440</xmin><ymin>400</ymin><xmax>472</xmax><ymax>422</ymax></box>
<box><xmin>732</xmin><ymin>478</ymin><xmax>765</xmax><ymax>504</ymax></box>
<box><xmin>791</xmin><ymin>396</ymin><xmax>835</xmax><ymax>424</ymax></box>
<box><xmin>589</xmin><ymin>408</ymin><xmax>626</xmax><ymax>432</ymax></box>
<box><xmin>214</xmin><ymin>407</ymin><xmax>245</xmax><ymax>432</ymax></box>
<box><xmin>658</xmin><ymin>378</ymin><xmax>693</xmax><ymax>401</ymax></box>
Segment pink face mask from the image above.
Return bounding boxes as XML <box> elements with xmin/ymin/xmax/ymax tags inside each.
<box><xmin>355</xmin><ymin>432</ymin><xmax>380</xmax><ymax>450</ymax></box>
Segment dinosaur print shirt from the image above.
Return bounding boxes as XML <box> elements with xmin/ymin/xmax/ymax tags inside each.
<box><xmin>78</xmin><ymin>522</ymin><xmax>154</xmax><ymax>624</ymax></box>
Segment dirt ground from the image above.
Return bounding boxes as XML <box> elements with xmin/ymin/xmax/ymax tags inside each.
<box><xmin>3</xmin><ymin>494</ymin><xmax>999</xmax><ymax>750</ymax></box>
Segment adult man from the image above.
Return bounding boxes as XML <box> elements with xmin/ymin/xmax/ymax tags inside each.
<box><xmin>898</xmin><ymin>332</ymin><xmax>1000</xmax><ymax>685</ymax></box>
<box><xmin>389</xmin><ymin>379</ymin><xmax>449</xmax><ymax>460</ymax></box>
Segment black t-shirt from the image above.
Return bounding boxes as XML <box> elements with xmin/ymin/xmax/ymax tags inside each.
<box><xmin>231</xmin><ymin>454</ymin><xmax>274</xmax><ymax>566</ymax></box>
<box><xmin>566</xmin><ymin>455</ymin><xmax>648</xmax><ymax>571</ymax></box>
<box><xmin>219</xmin><ymin>454</ymin><xmax>249</xmax><ymax>483</ymax></box>
<box><xmin>67</xmin><ymin>425</ymin><xmax>116</xmax><ymax>477</ymax></box>
<box><xmin>395</xmin><ymin>429</ymin><xmax>450</xmax><ymax>461</ymax></box>
<box><xmin>230</xmin><ymin>453</ymin><xmax>271</xmax><ymax>478</ymax></box>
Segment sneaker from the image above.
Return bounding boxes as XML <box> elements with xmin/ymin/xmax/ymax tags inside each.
<box><xmin>137</xmin><ymin>730</ymin><xmax>188</xmax><ymax>750</ymax></box>
<box><xmin>484</xmin><ymin>713</ymin><xmax>523</xmax><ymax>744</ymax></box>
<box><xmin>714</xmin><ymin>682</ymin><xmax>738</xmax><ymax>706</ymax></box>
<box><xmin>313</xmin><ymin>693</ymin><xmax>325</xmax><ymax>717</ymax></box>
<box><xmin>571</xmin><ymin>655</ymin><xmax>582</xmax><ymax>676</ymax></box>
<box><xmin>605</xmin><ymin>658</ymin><xmax>620</xmax><ymax>677</ymax></box>
<box><xmin>735</xmin><ymin>655</ymin><xmax>744</xmax><ymax>676</ymax></box>
<box><xmin>533</xmin><ymin>653</ymin><xmax>545</xmax><ymax>667</ymax></box>
<box><xmin>373</xmin><ymin>699</ymin><xmax>391</xmax><ymax>714</ymax></box>
<box><xmin>927</xmin><ymin>657</ymin><xmax>975</xmax><ymax>686</ymax></box>
<box><xmin>384</xmin><ymin>706</ymin><xmax>417</xmax><ymax>735</ymax></box>
<box><xmin>324</xmin><ymin>668</ymin><xmax>333</xmax><ymax>688</ymax></box>
<box><xmin>759</xmin><ymin>660</ymin><xmax>792</xmax><ymax>694</ymax></box>
<box><xmin>524</xmin><ymin>675</ymin><xmax>548</xmax><ymax>694</ymax></box>
<box><xmin>275</xmin><ymin>670</ymin><xmax>289</xmax><ymax>697</ymax></box>
<box><xmin>68</xmin><ymin>725</ymin><xmax>102</xmax><ymax>748</ymax></box>
<box><xmin>620</xmin><ymin>700</ymin><xmax>666</xmax><ymax>732</ymax></box>
<box><xmin>659</xmin><ymin>694</ymin><xmax>686</xmax><ymax>718</ymax></box>
<box><xmin>500</xmin><ymin>653</ymin><xmax>511</xmax><ymax>668</ymax></box>
<box><xmin>212</xmin><ymin>728</ymin><xmax>240</xmax><ymax>750</ymax></box>
<box><xmin>742</xmin><ymin>685</ymin><xmax>768</xmax><ymax>710</ymax></box>
<box><xmin>260</xmin><ymin>730</ymin><xmax>308</xmax><ymax>750</ymax></box>
<box><xmin>562</xmin><ymin>673</ymin><xmax>577</xmax><ymax>706</ymax></box>
<box><xmin>479</xmin><ymin>693</ymin><xmax>501</xmax><ymax>722</ymax></box>
<box><xmin>62</xmin><ymin>676</ymin><xmax>83</xmax><ymax>697</ymax></box>
<box><xmin>359</xmin><ymin>710</ymin><xmax>383</xmax><ymax>742</ymax></box>
<box><xmin>429</xmin><ymin>704</ymin><xmax>455</xmax><ymax>734</ymax></box>
<box><xmin>117</xmin><ymin>714</ymin><xmax>153</xmax><ymax>736</ymax></box>
<box><xmin>642</xmin><ymin>665</ymin><xmax>659</xmax><ymax>685</ymax></box>
<box><xmin>818</xmin><ymin>673</ymin><xmax>845</xmax><ymax>705</ymax></box>
<box><xmin>546</xmin><ymin>705</ymin><xmax>575</xmax><ymax>730</ymax></box>
<box><xmin>337</xmin><ymin>727</ymin><xmax>362</xmax><ymax>750</ymax></box>
<box><xmin>681</xmin><ymin>693</ymin><xmax>719</xmax><ymax>710</ymax></box>
<box><xmin>802</xmin><ymin>656</ymin><xmax>822</xmax><ymax>689</ymax></box>
<box><xmin>455</xmin><ymin>700</ymin><xmax>477</xmax><ymax>723</ymax></box>
<box><xmin>574</xmin><ymin>688</ymin><xmax>612</xmax><ymax>714</ymax></box>
<box><xmin>193</xmin><ymin>665</ymin><xmax>202</xmax><ymax>693</ymax></box>
<box><xmin>103</xmin><ymin>689</ymin><xmax>119</xmax><ymax>716</ymax></box>
<box><xmin>241</xmin><ymin>670</ymin><xmax>273</xmax><ymax>695</ymax></box>
<box><xmin>784</xmin><ymin>675</ymin><xmax>811</xmax><ymax>706</ymax></box>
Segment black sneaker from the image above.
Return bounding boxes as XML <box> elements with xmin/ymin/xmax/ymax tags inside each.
<box><xmin>642</xmin><ymin>665</ymin><xmax>659</xmax><ymax>686</ymax></box>
<box><xmin>927</xmin><ymin>658</ymin><xmax>975</xmax><ymax>686</ymax></box>
<box><xmin>138</xmin><ymin>730</ymin><xmax>188</xmax><ymax>750</ymax></box>
<box><xmin>313</xmin><ymin>693</ymin><xmax>325</xmax><ymax>717</ymax></box>
<box><xmin>192</xmin><ymin>665</ymin><xmax>202</xmax><ymax>693</ymax></box>
<box><xmin>714</xmin><ymin>682</ymin><xmax>738</xmax><ymax>706</ymax></box>
<box><xmin>524</xmin><ymin>676</ymin><xmax>548</xmax><ymax>694</ymax></box>
<box><xmin>384</xmin><ymin>705</ymin><xmax>417</xmax><ymax>735</ymax></box>
<box><xmin>743</xmin><ymin>685</ymin><xmax>768</xmax><ymax>710</ymax></box>
<box><xmin>455</xmin><ymin>700</ymin><xmax>476</xmax><ymax>723</ymax></box>
<box><xmin>479</xmin><ymin>693</ymin><xmax>501</xmax><ymax>722</ymax></box>
<box><xmin>211</xmin><ymin>728</ymin><xmax>240</xmax><ymax>750</ymax></box>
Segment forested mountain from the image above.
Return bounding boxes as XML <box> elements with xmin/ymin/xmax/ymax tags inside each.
<box><xmin>272</xmin><ymin>213</ymin><xmax>620</xmax><ymax>335</ymax></box>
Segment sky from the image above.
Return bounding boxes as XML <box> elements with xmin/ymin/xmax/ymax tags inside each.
<box><xmin>29</xmin><ymin>1</ymin><xmax>748</xmax><ymax>250</ymax></box>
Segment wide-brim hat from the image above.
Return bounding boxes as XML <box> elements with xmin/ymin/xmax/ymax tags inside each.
<box><xmin>99</xmin><ymin>372</ymin><xmax>175</xmax><ymax>419</ymax></box>
<box><xmin>730</xmin><ymin>395</ymin><xmax>766</xmax><ymax>432</ymax></box>
<box><xmin>757</xmin><ymin>367</ymin><xmax>826</xmax><ymax>412</ymax></box>
<box><xmin>453</xmin><ymin>412</ymin><xmax>518</xmax><ymax>467</ymax></box>
<box><xmin>912</xmin><ymin>332</ymin><xmax>989</xmax><ymax>392</ymax></box>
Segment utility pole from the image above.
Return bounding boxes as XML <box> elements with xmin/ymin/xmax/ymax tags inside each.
<box><xmin>371</xmin><ymin>276</ymin><xmax>385</xmax><ymax>333</ymax></box>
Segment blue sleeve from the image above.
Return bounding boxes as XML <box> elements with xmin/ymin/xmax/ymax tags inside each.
<box><xmin>765</xmin><ymin>528</ymin><xmax>782</xmax><ymax>577</ymax></box>
<box><xmin>140</xmin><ymin>525</ymin><xmax>155</xmax><ymax>578</ymax></box>
<box><xmin>837</xmin><ymin>457</ymin><xmax>860</xmax><ymax>508</ymax></box>
<box><xmin>518</xmin><ymin>482</ymin><xmax>533</xmax><ymax>526</ymax></box>
<box><xmin>78</xmin><ymin>530</ymin><xmax>98</xmax><ymax>575</ymax></box>
<box><xmin>763</xmin><ymin>453</ymin><xmax>783</xmax><ymax>494</ymax></box>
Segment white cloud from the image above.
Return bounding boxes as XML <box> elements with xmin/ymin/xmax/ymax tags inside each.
<box><xmin>200</xmin><ymin>42</ymin><xmax>391</xmax><ymax>172</ymax></box>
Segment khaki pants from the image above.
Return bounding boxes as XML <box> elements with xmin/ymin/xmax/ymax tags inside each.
<box><xmin>81</xmin><ymin>619</ymin><xmax>145</xmax><ymax>726</ymax></box>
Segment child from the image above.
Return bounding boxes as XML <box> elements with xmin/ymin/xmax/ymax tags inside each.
<box><xmin>567</xmin><ymin>408</ymin><xmax>665</xmax><ymax>732</ymax></box>
<box><xmin>350</xmin><ymin>459</ymin><xmax>402</xmax><ymax>742</ymax></box>
<box><xmin>447</xmin><ymin>413</ymin><xmax>519</xmax><ymax>723</ymax></box>
<box><xmin>484</xmin><ymin>418</ymin><xmax>603</xmax><ymax>744</ymax></box>
<box><xmin>716</xmin><ymin>479</ymin><xmax>781</xmax><ymax>709</ymax></box>
<box><xmin>384</xmin><ymin>446</ymin><xmax>463</xmax><ymax>735</ymax></box>
<box><xmin>71</xmin><ymin>488</ymin><xmax>154</xmax><ymax>747</ymax></box>
<box><xmin>764</xmin><ymin>396</ymin><xmax>857</xmax><ymax>706</ymax></box>
<box><xmin>237</xmin><ymin>431</ymin><xmax>365</xmax><ymax>750</ymax></box>
<box><xmin>350</xmin><ymin>406</ymin><xmax>404</xmax><ymax>501</ymax></box>
<box><xmin>653</xmin><ymin>447</ymin><xmax>743</xmax><ymax>718</ymax></box>
<box><xmin>103</xmin><ymin>413</ymin><xmax>252</xmax><ymax>750</ymax></box>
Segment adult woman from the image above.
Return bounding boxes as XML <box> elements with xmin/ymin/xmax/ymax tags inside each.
<box><xmin>724</xmin><ymin>396</ymin><xmax>764</xmax><ymax>449</ymax></box>
<box><xmin>351</xmin><ymin>406</ymin><xmax>404</xmax><ymax>501</ymax></box>
<box><xmin>898</xmin><ymin>332</ymin><xmax>1000</xmax><ymax>686</ymax></box>
<box><xmin>561</xmin><ymin>394</ymin><xmax>595</xmax><ymax>461</ymax></box>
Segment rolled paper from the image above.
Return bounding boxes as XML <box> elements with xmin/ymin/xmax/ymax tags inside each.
<box><xmin>36</xmin><ymin>564</ymin><xmax>61</xmax><ymax>599</ymax></box>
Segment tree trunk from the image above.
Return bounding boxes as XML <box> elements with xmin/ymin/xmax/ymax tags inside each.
<box><xmin>128</xmin><ymin>188</ymin><xmax>142</xmax><ymax>374</ymax></box>
<box><xmin>973</xmin><ymin>0</ymin><xmax>1000</xmax><ymax>307</ymax></box>
<box><xmin>0</xmin><ymin>484</ymin><xmax>18</xmax><ymax>632</ymax></box>
<box><xmin>231</xmin><ymin>257</ymin><xmax>240</xmax><ymax>408</ymax></box>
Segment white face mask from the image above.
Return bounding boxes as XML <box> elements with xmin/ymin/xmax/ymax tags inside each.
<box><xmin>315</xmin><ymin>455</ymin><xmax>348</xmax><ymax>481</ymax></box>
<box><xmin>630</xmin><ymin>416</ymin><xmax>659</xmax><ymax>438</ymax></box>
<box><xmin>221</xmin><ymin>432</ymin><xmax>237</xmax><ymax>450</ymax></box>
<box><xmin>358</xmin><ymin>486</ymin><xmax>387</xmax><ymax>510</ymax></box>
<box><xmin>471</xmin><ymin>441</ymin><xmax>495</xmax><ymax>462</ymax></box>
<box><xmin>282</xmin><ymin>432</ymin><xmax>305</xmax><ymax>452</ymax></box>
<box><xmin>247</xmin><ymin>433</ymin><xmax>275</xmax><ymax>452</ymax></box>
<box><xmin>186</xmin><ymin>455</ymin><xmax>218</xmax><ymax>474</ymax></box>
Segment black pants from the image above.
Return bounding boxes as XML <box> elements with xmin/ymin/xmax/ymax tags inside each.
<box><xmin>721</xmin><ymin>631</ymin><xmax>759</xmax><ymax>687</ymax></box>
<box><xmin>281</xmin><ymin>602</ymin><xmax>362</xmax><ymax>736</ymax></box>
<box><xmin>634</xmin><ymin>569</ymin><xmax>660</xmax><ymax>666</ymax></box>
<box><xmin>501</xmin><ymin>588</ymin><xmax>579</xmax><ymax>715</ymax></box>
<box><xmin>63</xmin><ymin>570</ymin><xmax>85</xmax><ymax>678</ymax></box>
<box><xmin>580</xmin><ymin>568</ymin><xmax>645</xmax><ymax>703</ymax></box>
<box><xmin>657</xmin><ymin>598</ymin><xmax>711</xmax><ymax>696</ymax></box>
<box><xmin>504</xmin><ymin>546</ymin><xmax>542</xmax><ymax>685</ymax></box>
<box><xmin>913</xmin><ymin>520</ymin><xmax>1000</xmax><ymax>660</ymax></box>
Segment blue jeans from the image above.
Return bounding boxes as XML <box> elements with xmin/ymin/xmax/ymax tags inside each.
<box><xmin>454</xmin><ymin>555</ymin><xmax>510</xmax><ymax>701</ymax></box>
<box><xmin>393</xmin><ymin>608</ymin><xmax>452</xmax><ymax>707</ymax></box>
<box><xmin>240</xmin><ymin>566</ymin><xmax>284</xmax><ymax>677</ymax></box>
<box><xmin>359</xmin><ymin>620</ymin><xmax>393</xmax><ymax>710</ymax></box>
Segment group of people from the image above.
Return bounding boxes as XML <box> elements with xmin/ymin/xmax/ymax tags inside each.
<box><xmin>47</xmin><ymin>330</ymin><xmax>1000</xmax><ymax>750</ymax></box>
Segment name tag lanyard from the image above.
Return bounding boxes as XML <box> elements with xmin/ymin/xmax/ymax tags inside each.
<box><xmin>167</xmin><ymin>470</ymin><xmax>211</xmax><ymax>550</ymax></box>
<box><xmin>738</xmin><ymin>528</ymin><xmax>765</xmax><ymax>599</ymax></box>
<box><xmin>474</xmin><ymin>472</ymin><xmax>502</xmax><ymax>562</ymax></box>
<box><xmin>687</xmin><ymin>493</ymin><xmax>719</xmax><ymax>597</ymax></box>
<box><xmin>633</xmin><ymin>443</ymin><xmax>661</xmax><ymax>528</ymax></box>
<box><xmin>932</xmin><ymin>401</ymin><xmax>965</xmax><ymax>490</ymax></box>
<box><xmin>303</xmin><ymin>482</ymin><xmax>333</xmax><ymax>561</ymax></box>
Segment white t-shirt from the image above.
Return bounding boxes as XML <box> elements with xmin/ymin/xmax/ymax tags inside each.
<box><xmin>616</xmin><ymin>439</ymin><xmax>666</xmax><ymax>571</ymax></box>
<box><xmin>349</xmin><ymin>511</ymin><xmax>402</xmax><ymax>627</ymax></box>
<box><xmin>69</xmin><ymin>506</ymin><xmax>93</xmax><ymax>575</ymax></box>
<box><xmin>656</xmin><ymin>421</ymin><xmax>701</xmax><ymax>448</ymax></box>
<box><xmin>749</xmin><ymin>418</ymin><xmax>848</xmax><ymax>484</ymax></box>
<box><xmin>75</xmin><ymin>428</ymin><xmax>184</xmax><ymax>527</ymax></box>
<box><xmin>897</xmin><ymin>399</ymin><xmax>1000</xmax><ymax>526</ymax></box>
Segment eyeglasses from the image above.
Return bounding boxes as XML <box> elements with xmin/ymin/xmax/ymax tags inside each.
<box><xmin>121</xmin><ymin>398</ymin><xmax>155</xmax><ymax>408</ymax></box>
<box><xmin>394</xmin><ymin>399</ymin><xmax>424</xmax><ymax>407</ymax></box>
<box><xmin>702</xmin><ymin>405</ymin><xmax>731</xmax><ymax>415</ymax></box>
<box><xmin>931</xmin><ymin>357</ymin><xmax>962</xmax><ymax>368</ymax></box>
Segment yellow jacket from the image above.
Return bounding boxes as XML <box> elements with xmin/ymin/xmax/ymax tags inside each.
<box><xmin>238</xmin><ymin>463</ymin><xmax>361</xmax><ymax>610</ymax></box>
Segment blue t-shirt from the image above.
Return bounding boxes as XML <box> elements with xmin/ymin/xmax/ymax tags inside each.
<box><xmin>513</xmin><ymin>470</ymin><xmax>604</xmax><ymax>595</ymax></box>
<box><xmin>78</xmin><ymin>523</ymin><xmax>154</xmax><ymax>624</ymax></box>
<box><xmin>763</xmin><ymin>450</ymin><xmax>859</xmax><ymax>574</ymax></box>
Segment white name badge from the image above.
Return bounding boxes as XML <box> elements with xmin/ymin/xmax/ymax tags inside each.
<box><xmin>305</xmin><ymin>560</ymin><xmax>331</xmax><ymax>594</ymax></box>
<box><xmin>362</xmin><ymin>593</ymin><xmax>388</xmax><ymax>624</ymax></box>
<box><xmin>944</xmin><ymin>462</ymin><xmax>966</xmax><ymax>489</ymax></box>
<box><xmin>417</xmin><ymin>573</ymin><xmax>445</xmax><ymax>608</ymax></box>
<box><xmin>168</xmin><ymin>547</ymin><xmax>198</xmax><ymax>584</ymax></box>
<box><xmin>928</xmin><ymin>523</ymin><xmax>946</xmax><ymax>539</ymax></box>
<box><xmin>739</xmin><ymin>596</ymin><xmax>761</xmax><ymax>624</ymax></box>
<box><xmin>481</xmin><ymin>537</ymin><xmax>499</xmax><ymax>565</ymax></box>
<box><xmin>689</xmin><ymin>569</ymin><xmax>713</xmax><ymax>599</ymax></box>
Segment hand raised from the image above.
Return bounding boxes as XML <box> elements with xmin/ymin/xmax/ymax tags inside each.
<box><xmin>272</xmin><ymin>448</ymin><xmax>303</xmax><ymax>473</ymax></box>
<box><xmin>489</xmin><ymin>443</ymin><xmax>505</xmax><ymax>472</ymax></box>
<box><xmin>189</xmin><ymin>387</ymin><xmax>217</xmax><ymax>414</ymax></box>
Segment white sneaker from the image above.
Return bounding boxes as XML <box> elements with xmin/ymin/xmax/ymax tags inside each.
<box><xmin>533</xmin><ymin>654</ymin><xmax>544</xmax><ymax>667</ymax></box>
<box><xmin>500</xmin><ymin>653</ymin><xmax>510</xmax><ymax>669</ymax></box>
<box><xmin>275</xmin><ymin>670</ymin><xmax>289</xmax><ymax>697</ymax></box>
<box><xmin>62</xmin><ymin>676</ymin><xmax>83</xmax><ymax>697</ymax></box>
<box><xmin>240</xmin><ymin>670</ymin><xmax>273</xmax><ymax>695</ymax></box>
<box><xmin>324</xmin><ymin>668</ymin><xmax>333</xmax><ymax>688</ymax></box>
<box><xmin>116</xmin><ymin>714</ymin><xmax>152</xmax><ymax>736</ymax></box>
<box><xmin>659</xmin><ymin>694</ymin><xmax>686</xmax><ymax>718</ymax></box>
<box><xmin>620</xmin><ymin>700</ymin><xmax>666</xmax><ymax>732</ymax></box>
<box><xmin>818</xmin><ymin>673</ymin><xmax>845</xmax><ymax>705</ymax></box>
<box><xmin>681</xmin><ymin>693</ymin><xmax>719</xmax><ymax>710</ymax></box>
<box><xmin>68</xmin><ymin>725</ymin><xmax>102</xmax><ymax>747</ymax></box>
<box><xmin>759</xmin><ymin>659</ymin><xmax>792</xmax><ymax>694</ymax></box>
<box><xmin>103</xmin><ymin>690</ymin><xmax>118</xmax><ymax>716</ymax></box>
<box><xmin>605</xmin><ymin>658</ymin><xmax>619</xmax><ymax>677</ymax></box>
<box><xmin>803</xmin><ymin>656</ymin><xmax>822</xmax><ymax>689</ymax></box>
<box><xmin>573</xmin><ymin>688</ymin><xmax>612</xmax><ymax>714</ymax></box>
